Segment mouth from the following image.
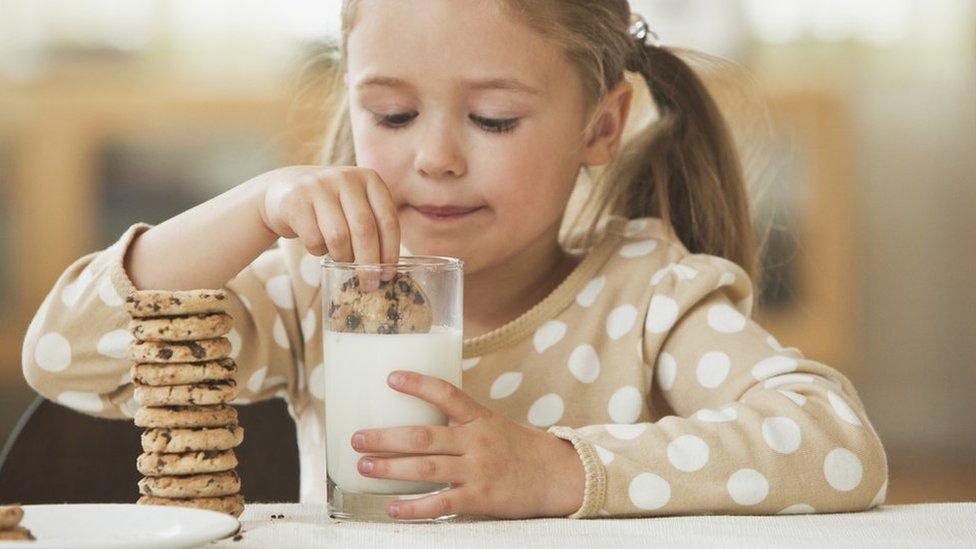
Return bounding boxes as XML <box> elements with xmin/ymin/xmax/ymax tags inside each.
<box><xmin>412</xmin><ymin>204</ymin><xmax>485</xmax><ymax>222</ymax></box>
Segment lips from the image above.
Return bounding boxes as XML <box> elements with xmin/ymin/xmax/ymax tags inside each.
<box><xmin>414</xmin><ymin>205</ymin><xmax>482</xmax><ymax>216</ymax></box>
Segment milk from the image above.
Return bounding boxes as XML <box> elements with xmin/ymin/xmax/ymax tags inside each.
<box><xmin>323</xmin><ymin>325</ymin><xmax>462</xmax><ymax>495</ymax></box>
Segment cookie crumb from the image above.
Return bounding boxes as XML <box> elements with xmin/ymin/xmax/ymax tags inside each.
<box><xmin>233</xmin><ymin>533</ymin><xmax>243</xmax><ymax>541</ymax></box>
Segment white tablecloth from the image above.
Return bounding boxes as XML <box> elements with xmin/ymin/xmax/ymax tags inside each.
<box><xmin>210</xmin><ymin>502</ymin><xmax>976</xmax><ymax>548</ymax></box>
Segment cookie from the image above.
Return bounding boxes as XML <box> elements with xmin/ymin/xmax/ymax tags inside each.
<box><xmin>137</xmin><ymin>449</ymin><xmax>238</xmax><ymax>477</ymax></box>
<box><xmin>134</xmin><ymin>380</ymin><xmax>239</xmax><ymax>407</ymax></box>
<box><xmin>126</xmin><ymin>289</ymin><xmax>228</xmax><ymax>318</ymax></box>
<box><xmin>139</xmin><ymin>471</ymin><xmax>241</xmax><ymax>498</ymax></box>
<box><xmin>132</xmin><ymin>358</ymin><xmax>237</xmax><ymax>386</ymax></box>
<box><xmin>0</xmin><ymin>504</ymin><xmax>23</xmax><ymax>529</ymax></box>
<box><xmin>142</xmin><ymin>425</ymin><xmax>244</xmax><ymax>453</ymax></box>
<box><xmin>328</xmin><ymin>272</ymin><xmax>432</xmax><ymax>334</ymax></box>
<box><xmin>138</xmin><ymin>494</ymin><xmax>244</xmax><ymax>517</ymax></box>
<box><xmin>127</xmin><ymin>338</ymin><xmax>231</xmax><ymax>363</ymax></box>
<box><xmin>130</xmin><ymin>313</ymin><xmax>233</xmax><ymax>342</ymax></box>
<box><xmin>135</xmin><ymin>405</ymin><xmax>238</xmax><ymax>429</ymax></box>
<box><xmin>0</xmin><ymin>527</ymin><xmax>34</xmax><ymax>541</ymax></box>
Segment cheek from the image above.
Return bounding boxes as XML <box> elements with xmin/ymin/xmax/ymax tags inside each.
<box><xmin>350</xmin><ymin>120</ymin><xmax>410</xmax><ymax>196</ymax></box>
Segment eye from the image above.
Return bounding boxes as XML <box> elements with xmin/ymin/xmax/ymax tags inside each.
<box><xmin>374</xmin><ymin>112</ymin><xmax>417</xmax><ymax>130</ymax></box>
<box><xmin>470</xmin><ymin>115</ymin><xmax>519</xmax><ymax>134</ymax></box>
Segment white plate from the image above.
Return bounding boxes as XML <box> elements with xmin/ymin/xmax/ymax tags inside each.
<box><xmin>5</xmin><ymin>504</ymin><xmax>239</xmax><ymax>548</ymax></box>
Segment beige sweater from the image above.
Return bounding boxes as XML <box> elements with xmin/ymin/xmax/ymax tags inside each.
<box><xmin>22</xmin><ymin>214</ymin><xmax>888</xmax><ymax>518</ymax></box>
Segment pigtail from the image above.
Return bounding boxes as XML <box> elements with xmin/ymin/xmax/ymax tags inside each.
<box><xmin>608</xmin><ymin>42</ymin><xmax>759</xmax><ymax>283</ymax></box>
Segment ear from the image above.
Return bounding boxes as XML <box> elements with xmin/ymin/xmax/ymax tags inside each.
<box><xmin>581</xmin><ymin>79</ymin><xmax>633</xmax><ymax>167</ymax></box>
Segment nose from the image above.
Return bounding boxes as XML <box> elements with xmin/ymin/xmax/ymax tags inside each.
<box><xmin>413</xmin><ymin>116</ymin><xmax>466</xmax><ymax>179</ymax></box>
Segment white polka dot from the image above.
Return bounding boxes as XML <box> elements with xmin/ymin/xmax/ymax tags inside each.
<box><xmin>489</xmin><ymin>372</ymin><xmax>523</xmax><ymax>399</ymax></box>
<box><xmin>651</xmin><ymin>263</ymin><xmax>700</xmax><ymax>286</ymax></box>
<box><xmin>628</xmin><ymin>473</ymin><xmax>671</xmax><ymax>510</ymax></box>
<box><xmin>266</xmin><ymin>275</ymin><xmax>295</xmax><ymax>310</ymax></box>
<box><xmin>533</xmin><ymin>320</ymin><xmax>567</xmax><ymax>353</ymax></box>
<box><xmin>608</xmin><ymin>386</ymin><xmax>642</xmax><ymax>423</ymax></box>
<box><xmin>576</xmin><ymin>276</ymin><xmax>606</xmax><ymax>307</ymax></box>
<box><xmin>727</xmin><ymin>469</ymin><xmax>769</xmax><ymax>505</ymax></box>
<box><xmin>462</xmin><ymin>357</ymin><xmax>481</xmax><ymax>371</ymax></box>
<box><xmin>870</xmin><ymin>480</ymin><xmax>888</xmax><ymax>508</ymax></box>
<box><xmin>119</xmin><ymin>370</ymin><xmax>132</xmax><ymax>386</ymax></box>
<box><xmin>594</xmin><ymin>444</ymin><xmax>615</xmax><ymax>465</ymax></box>
<box><xmin>777</xmin><ymin>390</ymin><xmax>807</xmax><ymax>406</ymax></box>
<box><xmin>696</xmin><ymin>351</ymin><xmax>730</xmax><ymax>388</ymax></box>
<box><xmin>762</xmin><ymin>416</ymin><xmax>802</xmax><ymax>454</ymax></box>
<box><xmin>655</xmin><ymin>352</ymin><xmax>677</xmax><ymax>391</ymax></box>
<box><xmin>247</xmin><ymin>366</ymin><xmax>268</xmax><ymax>393</ymax></box>
<box><xmin>824</xmin><ymin>448</ymin><xmax>863</xmax><ymax>491</ymax></box>
<box><xmin>716</xmin><ymin>272</ymin><xmax>736</xmax><ymax>289</ymax></box>
<box><xmin>619</xmin><ymin>239</ymin><xmax>658</xmax><ymax>258</ymax></box>
<box><xmin>827</xmin><ymin>391</ymin><xmax>863</xmax><ymax>425</ymax></box>
<box><xmin>568</xmin><ymin>344</ymin><xmax>601</xmax><ymax>383</ymax></box>
<box><xmin>231</xmin><ymin>397</ymin><xmax>252</xmax><ymax>405</ymax></box>
<box><xmin>645</xmin><ymin>295</ymin><xmax>679</xmax><ymax>334</ymax></box>
<box><xmin>694</xmin><ymin>406</ymin><xmax>738</xmax><ymax>422</ymax></box>
<box><xmin>623</xmin><ymin>218</ymin><xmax>648</xmax><ymax>236</ymax></box>
<box><xmin>707</xmin><ymin>304</ymin><xmax>747</xmax><ymax>333</ymax></box>
<box><xmin>273</xmin><ymin>316</ymin><xmax>290</xmax><ymax>349</ymax></box>
<box><xmin>300</xmin><ymin>254</ymin><xmax>321</xmax><ymax>287</ymax></box>
<box><xmin>120</xmin><ymin>397</ymin><xmax>140</xmax><ymax>418</ymax></box>
<box><xmin>309</xmin><ymin>364</ymin><xmax>325</xmax><ymax>400</ymax></box>
<box><xmin>778</xmin><ymin>503</ymin><xmax>816</xmax><ymax>514</ymax></box>
<box><xmin>766</xmin><ymin>335</ymin><xmax>785</xmax><ymax>351</ymax></box>
<box><xmin>34</xmin><ymin>332</ymin><xmax>72</xmax><ymax>372</ymax></box>
<box><xmin>97</xmin><ymin>276</ymin><xmax>124</xmax><ymax>306</ymax></box>
<box><xmin>227</xmin><ymin>329</ymin><xmax>242</xmax><ymax>359</ymax></box>
<box><xmin>527</xmin><ymin>394</ymin><xmax>564</xmax><ymax>427</ymax></box>
<box><xmin>605</xmin><ymin>304</ymin><xmax>638</xmax><ymax>340</ymax></box>
<box><xmin>264</xmin><ymin>375</ymin><xmax>288</xmax><ymax>390</ymax></box>
<box><xmin>57</xmin><ymin>391</ymin><xmax>104</xmax><ymax>413</ymax></box>
<box><xmin>96</xmin><ymin>329</ymin><xmax>134</xmax><ymax>359</ymax></box>
<box><xmin>605</xmin><ymin>423</ymin><xmax>648</xmax><ymax>440</ymax></box>
<box><xmin>61</xmin><ymin>267</ymin><xmax>93</xmax><ymax>307</ymax></box>
<box><xmin>751</xmin><ymin>356</ymin><xmax>799</xmax><ymax>380</ymax></box>
<box><xmin>302</xmin><ymin>309</ymin><xmax>316</xmax><ymax>343</ymax></box>
<box><xmin>763</xmin><ymin>373</ymin><xmax>815</xmax><ymax>390</ymax></box>
<box><xmin>667</xmin><ymin>435</ymin><xmax>710</xmax><ymax>472</ymax></box>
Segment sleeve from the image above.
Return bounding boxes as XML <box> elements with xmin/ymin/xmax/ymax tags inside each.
<box><xmin>21</xmin><ymin>222</ymin><xmax>303</xmax><ymax>419</ymax></box>
<box><xmin>548</xmin><ymin>253</ymin><xmax>889</xmax><ymax>518</ymax></box>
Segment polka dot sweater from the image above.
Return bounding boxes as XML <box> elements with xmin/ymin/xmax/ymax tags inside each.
<box><xmin>21</xmin><ymin>215</ymin><xmax>888</xmax><ymax>518</ymax></box>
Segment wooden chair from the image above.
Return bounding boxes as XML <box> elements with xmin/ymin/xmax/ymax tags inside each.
<box><xmin>0</xmin><ymin>396</ymin><xmax>299</xmax><ymax>504</ymax></box>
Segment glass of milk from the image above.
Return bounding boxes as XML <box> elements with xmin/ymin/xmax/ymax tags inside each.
<box><xmin>321</xmin><ymin>256</ymin><xmax>463</xmax><ymax>522</ymax></box>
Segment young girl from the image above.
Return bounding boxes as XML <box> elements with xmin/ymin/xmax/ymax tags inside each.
<box><xmin>22</xmin><ymin>0</ymin><xmax>887</xmax><ymax>519</ymax></box>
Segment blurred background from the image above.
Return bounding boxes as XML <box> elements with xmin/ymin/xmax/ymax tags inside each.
<box><xmin>1</xmin><ymin>0</ymin><xmax>973</xmax><ymax>504</ymax></box>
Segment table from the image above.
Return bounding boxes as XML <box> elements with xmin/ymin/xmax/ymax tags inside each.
<box><xmin>210</xmin><ymin>502</ymin><xmax>976</xmax><ymax>548</ymax></box>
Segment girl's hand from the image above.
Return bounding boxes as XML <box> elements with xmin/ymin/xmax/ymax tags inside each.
<box><xmin>256</xmin><ymin>166</ymin><xmax>401</xmax><ymax>288</ymax></box>
<box><xmin>350</xmin><ymin>370</ymin><xmax>586</xmax><ymax>520</ymax></box>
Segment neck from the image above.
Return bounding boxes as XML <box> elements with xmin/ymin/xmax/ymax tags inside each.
<box><xmin>462</xmin><ymin>223</ymin><xmax>577</xmax><ymax>339</ymax></box>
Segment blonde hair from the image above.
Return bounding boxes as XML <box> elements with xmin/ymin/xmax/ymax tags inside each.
<box><xmin>293</xmin><ymin>0</ymin><xmax>765</xmax><ymax>293</ymax></box>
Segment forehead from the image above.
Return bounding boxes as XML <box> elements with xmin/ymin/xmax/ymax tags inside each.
<box><xmin>345</xmin><ymin>0</ymin><xmax>569</xmax><ymax>97</ymax></box>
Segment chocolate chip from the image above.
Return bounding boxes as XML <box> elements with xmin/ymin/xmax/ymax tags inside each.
<box><xmin>186</xmin><ymin>342</ymin><xmax>206</xmax><ymax>359</ymax></box>
<box><xmin>158</xmin><ymin>348</ymin><xmax>173</xmax><ymax>360</ymax></box>
<box><xmin>233</xmin><ymin>534</ymin><xmax>243</xmax><ymax>541</ymax></box>
<box><xmin>413</xmin><ymin>292</ymin><xmax>425</xmax><ymax>305</ymax></box>
<box><xmin>377</xmin><ymin>325</ymin><xmax>391</xmax><ymax>334</ymax></box>
<box><xmin>397</xmin><ymin>280</ymin><xmax>410</xmax><ymax>293</ymax></box>
<box><xmin>329</xmin><ymin>301</ymin><xmax>338</xmax><ymax>315</ymax></box>
<box><xmin>386</xmin><ymin>305</ymin><xmax>398</xmax><ymax>320</ymax></box>
<box><xmin>345</xmin><ymin>314</ymin><xmax>361</xmax><ymax>330</ymax></box>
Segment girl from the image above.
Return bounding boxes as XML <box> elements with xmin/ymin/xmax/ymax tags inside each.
<box><xmin>22</xmin><ymin>0</ymin><xmax>887</xmax><ymax>519</ymax></box>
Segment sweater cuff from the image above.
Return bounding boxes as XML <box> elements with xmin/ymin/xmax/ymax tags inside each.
<box><xmin>107</xmin><ymin>222</ymin><xmax>155</xmax><ymax>297</ymax></box>
<box><xmin>547</xmin><ymin>425</ymin><xmax>607</xmax><ymax>519</ymax></box>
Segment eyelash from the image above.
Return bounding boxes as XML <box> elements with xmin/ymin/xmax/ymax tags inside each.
<box><xmin>373</xmin><ymin>113</ymin><xmax>519</xmax><ymax>134</ymax></box>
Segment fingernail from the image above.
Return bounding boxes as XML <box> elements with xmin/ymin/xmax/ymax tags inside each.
<box><xmin>388</xmin><ymin>503</ymin><xmax>400</xmax><ymax>517</ymax></box>
<box><xmin>352</xmin><ymin>434</ymin><xmax>365</xmax><ymax>449</ymax></box>
<box><xmin>360</xmin><ymin>459</ymin><xmax>374</xmax><ymax>474</ymax></box>
<box><xmin>389</xmin><ymin>372</ymin><xmax>404</xmax><ymax>387</ymax></box>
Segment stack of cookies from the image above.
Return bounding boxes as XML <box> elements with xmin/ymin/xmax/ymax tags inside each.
<box><xmin>0</xmin><ymin>505</ymin><xmax>33</xmax><ymax>541</ymax></box>
<box><xmin>125</xmin><ymin>289</ymin><xmax>245</xmax><ymax>517</ymax></box>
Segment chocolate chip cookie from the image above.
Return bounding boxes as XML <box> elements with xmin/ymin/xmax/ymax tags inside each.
<box><xmin>125</xmin><ymin>289</ymin><xmax>229</xmax><ymax>318</ymax></box>
<box><xmin>139</xmin><ymin>471</ymin><xmax>241</xmax><ymax>498</ymax></box>
<box><xmin>132</xmin><ymin>358</ymin><xmax>237</xmax><ymax>386</ymax></box>
<box><xmin>127</xmin><ymin>338</ymin><xmax>231</xmax><ymax>363</ymax></box>
<box><xmin>137</xmin><ymin>449</ymin><xmax>238</xmax><ymax>477</ymax></box>
<box><xmin>328</xmin><ymin>272</ymin><xmax>433</xmax><ymax>334</ymax></box>
<box><xmin>141</xmin><ymin>425</ymin><xmax>244</xmax><ymax>453</ymax></box>
<box><xmin>134</xmin><ymin>380</ymin><xmax>238</xmax><ymax>407</ymax></box>
<box><xmin>137</xmin><ymin>494</ymin><xmax>244</xmax><ymax>517</ymax></box>
<box><xmin>135</xmin><ymin>404</ymin><xmax>239</xmax><ymax>429</ymax></box>
<box><xmin>130</xmin><ymin>313</ymin><xmax>233</xmax><ymax>342</ymax></box>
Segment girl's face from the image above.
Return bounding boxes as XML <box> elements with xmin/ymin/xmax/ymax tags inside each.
<box><xmin>345</xmin><ymin>0</ymin><xmax>597</xmax><ymax>274</ymax></box>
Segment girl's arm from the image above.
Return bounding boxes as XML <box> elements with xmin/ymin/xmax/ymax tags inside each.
<box><xmin>548</xmin><ymin>254</ymin><xmax>889</xmax><ymax>518</ymax></box>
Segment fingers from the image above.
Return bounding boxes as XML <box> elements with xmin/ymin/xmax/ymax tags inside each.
<box><xmin>387</xmin><ymin>486</ymin><xmax>473</xmax><ymax>520</ymax></box>
<box><xmin>357</xmin><ymin>454</ymin><xmax>466</xmax><ymax>484</ymax></box>
<box><xmin>338</xmin><ymin>183</ymin><xmax>382</xmax><ymax>290</ymax></box>
<box><xmin>351</xmin><ymin>425</ymin><xmax>465</xmax><ymax>455</ymax></box>
<box><xmin>388</xmin><ymin>371</ymin><xmax>483</xmax><ymax>424</ymax></box>
<box><xmin>311</xmin><ymin>195</ymin><xmax>352</xmax><ymax>262</ymax></box>
<box><xmin>363</xmin><ymin>173</ymin><xmax>401</xmax><ymax>270</ymax></box>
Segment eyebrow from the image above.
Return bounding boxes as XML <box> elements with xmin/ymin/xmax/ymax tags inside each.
<box><xmin>355</xmin><ymin>75</ymin><xmax>544</xmax><ymax>96</ymax></box>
